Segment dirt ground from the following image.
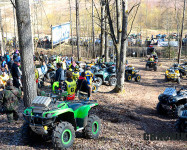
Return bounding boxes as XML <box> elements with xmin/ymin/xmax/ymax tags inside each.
<box><xmin>0</xmin><ymin>58</ymin><xmax>186</xmax><ymax>150</ymax></box>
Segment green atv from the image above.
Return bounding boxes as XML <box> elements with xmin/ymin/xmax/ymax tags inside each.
<box><xmin>22</xmin><ymin>96</ymin><xmax>101</xmax><ymax>149</ymax></box>
<box><xmin>95</xmin><ymin>65</ymin><xmax>117</xmax><ymax>87</ymax></box>
<box><xmin>125</xmin><ymin>66</ymin><xmax>141</xmax><ymax>82</ymax></box>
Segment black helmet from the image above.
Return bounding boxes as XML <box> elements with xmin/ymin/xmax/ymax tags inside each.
<box><xmin>86</xmin><ymin>65</ymin><xmax>91</xmax><ymax>70</ymax></box>
<box><xmin>102</xmin><ymin>55</ymin><xmax>105</xmax><ymax>58</ymax></box>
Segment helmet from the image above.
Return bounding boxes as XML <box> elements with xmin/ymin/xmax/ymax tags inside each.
<box><xmin>86</xmin><ymin>65</ymin><xmax>91</xmax><ymax>70</ymax></box>
<box><xmin>74</xmin><ymin>66</ymin><xmax>79</xmax><ymax>72</ymax></box>
<box><xmin>6</xmin><ymin>80</ymin><xmax>13</xmax><ymax>86</ymax></box>
<box><xmin>102</xmin><ymin>55</ymin><xmax>105</xmax><ymax>58</ymax></box>
<box><xmin>173</xmin><ymin>63</ymin><xmax>179</xmax><ymax>68</ymax></box>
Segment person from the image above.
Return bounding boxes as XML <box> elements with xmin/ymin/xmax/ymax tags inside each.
<box><xmin>76</xmin><ymin>72</ymin><xmax>90</xmax><ymax>100</ymax></box>
<box><xmin>55</xmin><ymin>63</ymin><xmax>65</xmax><ymax>83</ymax></box>
<box><xmin>5</xmin><ymin>52</ymin><xmax>11</xmax><ymax>64</ymax></box>
<box><xmin>8</xmin><ymin>57</ymin><xmax>14</xmax><ymax>73</ymax></box>
<box><xmin>69</xmin><ymin>61</ymin><xmax>77</xmax><ymax>71</ymax></box>
<box><xmin>99</xmin><ymin>55</ymin><xmax>105</xmax><ymax>64</ymax></box>
<box><xmin>11</xmin><ymin>58</ymin><xmax>21</xmax><ymax>89</ymax></box>
<box><xmin>61</xmin><ymin>71</ymin><xmax>76</xmax><ymax>100</ymax></box>
<box><xmin>72</xmin><ymin>66</ymin><xmax>80</xmax><ymax>81</ymax></box>
<box><xmin>0</xmin><ymin>80</ymin><xmax>22</xmax><ymax>123</ymax></box>
<box><xmin>85</xmin><ymin>66</ymin><xmax>95</xmax><ymax>95</ymax></box>
<box><xmin>62</xmin><ymin>58</ymin><xmax>67</xmax><ymax>71</ymax></box>
<box><xmin>39</xmin><ymin>51</ymin><xmax>45</xmax><ymax>64</ymax></box>
<box><xmin>0</xmin><ymin>68</ymin><xmax>9</xmax><ymax>88</ymax></box>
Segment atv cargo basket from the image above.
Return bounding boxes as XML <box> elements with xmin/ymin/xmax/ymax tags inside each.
<box><xmin>32</xmin><ymin>96</ymin><xmax>52</xmax><ymax>107</ymax></box>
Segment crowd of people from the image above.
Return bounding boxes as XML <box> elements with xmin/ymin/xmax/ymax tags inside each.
<box><xmin>0</xmin><ymin>49</ymin><xmax>22</xmax><ymax>123</ymax></box>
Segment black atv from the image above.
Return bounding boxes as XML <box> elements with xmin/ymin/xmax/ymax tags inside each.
<box><xmin>176</xmin><ymin>104</ymin><xmax>187</xmax><ymax>132</ymax></box>
<box><xmin>125</xmin><ymin>66</ymin><xmax>141</xmax><ymax>82</ymax></box>
<box><xmin>157</xmin><ymin>87</ymin><xmax>187</xmax><ymax>116</ymax></box>
<box><xmin>146</xmin><ymin>56</ymin><xmax>158</xmax><ymax>71</ymax></box>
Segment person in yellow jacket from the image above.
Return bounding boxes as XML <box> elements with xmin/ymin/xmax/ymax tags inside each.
<box><xmin>61</xmin><ymin>71</ymin><xmax>76</xmax><ymax>100</ymax></box>
<box><xmin>72</xmin><ymin>66</ymin><xmax>80</xmax><ymax>81</ymax></box>
<box><xmin>0</xmin><ymin>69</ymin><xmax>10</xmax><ymax>88</ymax></box>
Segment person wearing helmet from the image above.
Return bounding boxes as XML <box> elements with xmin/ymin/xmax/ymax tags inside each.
<box><xmin>61</xmin><ymin>71</ymin><xmax>77</xmax><ymax>100</ymax></box>
<box><xmin>73</xmin><ymin>66</ymin><xmax>80</xmax><ymax>81</ymax></box>
<box><xmin>99</xmin><ymin>55</ymin><xmax>105</xmax><ymax>63</ymax></box>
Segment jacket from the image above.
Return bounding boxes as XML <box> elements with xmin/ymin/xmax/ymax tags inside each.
<box><xmin>55</xmin><ymin>67</ymin><xmax>64</xmax><ymax>81</ymax></box>
<box><xmin>77</xmin><ymin>76</ymin><xmax>90</xmax><ymax>97</ymax></box>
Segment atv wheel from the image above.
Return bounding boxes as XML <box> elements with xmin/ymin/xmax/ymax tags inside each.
<box><xmin>176</xmin><ymin>119</ymin><xmax>185</xmax><ymax>132</ymax></box>
<box><xmin>52</xmin><ymin>122</ymin><xmax>75</xmax><ymax>149</ymax></box>
<box><xmin>135</xmin><ymin>75</ymin><xmax>141</xmax><ymax>82</ymax></box>
<box><xmin>177</xmin><ymin>78</ymin><xmax>180</xmax><ymax>84</ymax></box>
<box><xmin>156</xmin><ymin>102</ymin><xmax>167</xmax><ymax>115</ymax></box>
<box><xmin>83</xmin><ymin>115</ymin><xmax>101</xmax><ymax>139</ymax></box>
<box><xmin>92</xmin><ymin>83</ymin><xmax>98</xmax><ymax>93</ymax></box>
<box><xmin>153</xmin><ymin>66</ymin><xmax>157</xmax><ymax>71</ymax></box>
<box><xmin>146</xmin><ymin>65</ymin><xmax>149</xmax><ymax>70</ymax></box>
<box><xmin>109</xmin><ymin>77</ymin><xmax>117</xmax><ymax>86</ymax></box>
<box><xmin>22</xmin><ymin>122</ymin><xmax>39</xmax><ymax>143</ymax></box>
<box><xmin>95</xmin><ymin>77</ymin><xmax>103</xmax><ymax>87</ymax></box>
<box><xmin>126</xmin><ymin>74</ymin><xmax>132</xmax><ymax>82</ymax></box>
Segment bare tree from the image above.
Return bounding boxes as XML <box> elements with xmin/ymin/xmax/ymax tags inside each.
<box><xmin>92</xmin><ymin>0</ymin><xmax>95</xmax><ymax>58</ymax></box>
<box><xmin>100</xmin><ymin>0</ymin><xmax>105</xmax><ymax>56</ymax></box>
<box><xmin>178</xmin><ymin>0</ymin><xmax>186</xmax><ymax>63</ymax></box>
<box><xmin>76</xmin><ymin>0</ymin><xmax>80</xmax><ymax>60</ymax></box>
<box><xmin>0</xmin><ymin>9</ymin><xmax>5</xmax><ymax>56</ymax></box>
<box><xmin>14</xmin><ymin>0</ymin><xmax>37</xmax><ymax>107</ymax></box>
<box><xmin>106</xmin><ymin>0</ymin><xmax>140</xmax><ymax>92</ymax></box>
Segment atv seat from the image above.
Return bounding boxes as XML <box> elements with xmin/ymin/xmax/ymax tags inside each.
<box><xmin>68</xmin><ymin>103</ymin><xmax>83</xmax><ymax>111</ymax></box>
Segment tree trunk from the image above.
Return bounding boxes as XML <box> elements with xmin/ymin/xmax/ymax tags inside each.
<box><xmin>0</xmin><ymin>9</ymin><xmax>5</xmax><ymax>56</ymax></box>
<box><xmin>100</xmin><ymin>0</ymin><xmax>105</xmax><ymax>57</ymax></box>
<box><xmin>69</xmin><ymin>0</ymin><xmax>73</xmax><ymax>55</ymax></box>
<box><xmin>76</xmin><ymin>0</ymin><xmax>80</xmax><ymax>60</ymax></box>
<box><xmin>105</xmin><ymin>16</ymin><xmax>108</xmax><ymax>62</ymax></box>
<box><xmin>115</xmin><ymin>0</ymin><xmax>122</xmax><ymax>73</ymax></box>
<box><xmin>15</xmin><ymin>0</ymin><xmax>37</xmax><ymax>107</ymax></box>
<box><xmin>92</xmin><ymin>0</ymin><xmax>95</xmax><ymax>58</ymax></box>
<box><xmin>178</xmin><ymin>0</ymin><xmax>186</xmax><ymax>64</ymax></box>
<box><xmin>115</xmin><ymin>0</ymin><xmax>127</xmax><ymax>93</ymax></box>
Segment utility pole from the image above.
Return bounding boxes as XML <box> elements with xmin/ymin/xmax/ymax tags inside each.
<box><xmin>0</xmin><ymin>9</ymin><xmax>5</xmax><ymax>56</ymax></box>
<box><xmin>92</xmin><ymin>0</ymin><xmax>95</xmax><ymax>58</ymax></box>
<box><xmin>76</xmin><ymin>0</ymin><xmax>80</xmax><ymax>60</ymax></box>
<box><xmin>69</xmin><ymin>0</ymin><xmax>73</xmax><ymax>55</ymax></box>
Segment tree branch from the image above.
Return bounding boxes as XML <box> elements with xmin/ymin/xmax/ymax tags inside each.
<box><xmin>10</xmin><ymin>0</ymin><xmax>16</xmax><ymax>9</ymax></box>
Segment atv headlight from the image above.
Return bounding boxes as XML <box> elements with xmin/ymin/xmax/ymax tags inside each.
<box><xmin>45</xmin><ymin>113</ymin><xmax>54</xmax><ymax>118</ymax></box>
<box><xmin>178</xmin><ymin>109</ymin><xmax>183</xmax><ymax>117</ymax></box>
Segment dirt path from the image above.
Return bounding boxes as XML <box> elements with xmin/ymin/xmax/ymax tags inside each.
<box><xmin>0</xmin><ymin>58</ymin><xmax>186</xmax><ymax>149</ymax></box>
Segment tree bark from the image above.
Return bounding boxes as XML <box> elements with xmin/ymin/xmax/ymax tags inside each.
<box><xmin>105</xmin><ymin>15</ymin><xmax>108</xmax><ymax>62</ymax></box>
<box><xmin>15</xmin><ymin>0</ymin><xmax>37</xmax><ymax>107</ymax></box>
<box><xmin>178</xmin><ymin>0</ymin><xmax>186</xmax><ymax>64</ymax></box>
<box><xmin>100</xmin><ymin>0</ymin><xmax>105</xmax><ymax>57</ymax></box>
<box><xmin>69</xmin><ymin>0</ymin><xmax>73</xmax><ymax>55</ymax></box>
<box><xmin>92</xmin><ymin>0</ymin><xmax>95</xmax><ymax>58</ymax></box>
<box><xmin>0</xmin><ymin>9</ymin><xmax>5</xmax><ymax>57</ymax></box>
<box><xmin>115</xmin><ymin>0</ymin><xmax>127</xmax><ymax>93</ymax></box>
<box><xmin>76</xmin><ymin>0</ymin><xmax>80</xmax><ymax>60</ymax></box>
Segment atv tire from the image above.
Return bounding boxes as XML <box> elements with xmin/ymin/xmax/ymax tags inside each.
<box><xmin>95</xmin><ymin>77</ymin><xmax>103</xmax><ymax>87</ymax></box>
<box><xmin>92</xmin><ymin>83</ymin><xmax>98</xmax><ymax>93</ymax></box>
<box><xmin>109</xmin><ymin>77</ymin><xmax>117</xmax><ymax>86</ymax></box>
<box><xmin>176</xmin><ymin>119</ymin><xmax>185</xmax><ymax>132</ymax></box>
<box><xmin>146</xmin><ymin>64</ymin><xmax>149</xmax><ymax>70</ymax></box>
<box><xmin>22</xmin><ymin>122</ymin><xmax>39</xmax><ymax>143</ymax></box>
<box><xmin>153</xmin><ymin>66</ymin><xmax>157</xmax><ymax>71</ymax></box>
<box><xmin>135</xmin><ymin>75</ymin><xmax>141</xmax><ymax>82</ymax></box>
<box><xmin>83</xmin><ymin>115</ymin><xmax>101</xmax><ymax>139</ymax></box>
<box><xmin>126</xmin><ymin>74</ymin><xmax>132</xmax><ymax>82</ymax></box>
<box><xmin>52</xmin><ymin>122</ymin><xmax>75</xmax><ymax>149</ymax></box>
<box><xmin>177</xmin><ymin>78</ymin><xmax>180</xmax><ymax>84</ymax></box>
<box><xmin>156</xmin><ymin>102</ymin><xmax>167</xmax><ymax>115</ymax></box>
